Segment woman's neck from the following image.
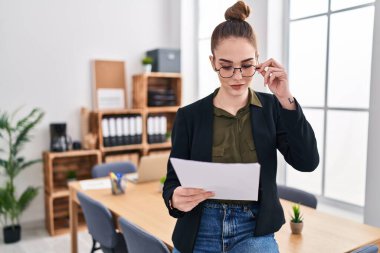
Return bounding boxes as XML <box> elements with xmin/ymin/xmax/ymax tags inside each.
<box><xmin>214</xmin><ymin>88</ymin><xmax>249</xmax><ymax>116</ymax></box>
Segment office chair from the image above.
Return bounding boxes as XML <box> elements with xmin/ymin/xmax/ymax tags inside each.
<box><xmin>118</xmin><ymin>217</ymin><xmax>170</xmax><ymax>253</ymax></box>
<box><xmin>277</xmin><ymin>184</ymin><xmax>318</xmax><ymax>209</ymax></box>
<box><xmin>92</xmin><ymin>161</ymin><xmax>136</xmax><ymax>178</ymax></box>
<box><xmin>77</xmin><ymin>192</ymin><xmax>127</xmax><ymax>253</ymax></box>
<box><xmin>351</xmin><ymin>245</ymin><xmax>379</xmax><ymax>253</ymax></box>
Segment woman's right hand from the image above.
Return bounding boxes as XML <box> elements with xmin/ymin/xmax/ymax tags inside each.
<box><xmin>171</xmin><ymin>187</ymin><xmax>215</xmax><ymax>212</ymax></box>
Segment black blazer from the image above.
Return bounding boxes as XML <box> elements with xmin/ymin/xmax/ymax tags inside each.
<box><xmin>163</xmin><ymin>91</ymin><xmax>319</xmax><ymax>253</ymax></box>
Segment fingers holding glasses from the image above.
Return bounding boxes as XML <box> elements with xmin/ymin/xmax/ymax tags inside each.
<box><xmin>257</xmin><ymin>58</ymin><xmax>283</xmax><ymax>72</ymax></box>
<box><xmin>267</xmin><ymin>71</ymin><xmax>287</xmax><ymax>89</ymax></box>
<box><xmin>260</xmin><ymin>67</ymin><xmax>284</xmax><ymax>85</ymax></box>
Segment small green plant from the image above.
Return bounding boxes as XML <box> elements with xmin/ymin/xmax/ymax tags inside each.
<box><xmin>291</xmin><ymin>204</ymin><xmax>303</xmax><ymax>223</ymax></box>
<box><xmin>165</xmin><ymin>131</ymin><xmax>171</xmax><ymax>141</ymax></box>
<box><xmin>66</xmin><ymin>170</ymin><xmax>77</xmax><ymax>180</ymax></box>
<box><xmin>142</xmin><ymin>56</ymin><xmax>153</xmax><ymax>65</ymax></box>
<box><xmin>159</xmin><ymin>176</ymin><xmax>166</xmax><ymax>185</ymax></box>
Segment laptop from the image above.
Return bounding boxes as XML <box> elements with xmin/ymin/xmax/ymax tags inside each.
<box><xmin>126</xmin><ymin>153</ymin><xmax>169</xmax><ymax>183</ymax></box>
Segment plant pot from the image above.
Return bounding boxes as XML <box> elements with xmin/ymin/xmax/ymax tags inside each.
<box><xmin>3</xmin><ymin>225</ymin><xmax>21</xmax><ymax>243</ymax></box>
<box><xmin>158</xmin><ymin>183</ymin><xmax>164</xmax><ymax>192</ymax></box>
<box><xmin>144</xmin><ymin>64</ymin><xmax>152</xmax><ymax>73</ymax></box>
<box><xmin>290</xmin><ymin>221</ymin><xmax>303</xmax><ymax>234</ymax></box>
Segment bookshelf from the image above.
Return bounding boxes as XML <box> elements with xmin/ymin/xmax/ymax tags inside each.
<box><xmin>44</xmin><ymin>67</ymin><xmax>181</xmax><ymax>236</ymax></box>
<box><xmin>43</xmin><ymin>150</ymin><xmax>101</xmax><ymax>236</ymax></box>
<box><xmin>92</xmin><ymin>72</ymin><xmax>182</xmax><ymax>156</ymax></box>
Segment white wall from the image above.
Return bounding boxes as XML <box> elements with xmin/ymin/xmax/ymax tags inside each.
<box><xmin>180</xmin><ymin>0</ymin><xmax>197</xmax><ymax>105</ymax></box>
<box><xmin>364</xmin><ymin>0</ymin><xmax>380</xmax><ymax>228</ymax></box>
<box><xmin>246</xmin><ymin>0</ymin><xmax>269</xmax><ymax>93</ymax></box>
<box><xmin>0</xmin><ymin>0</ymin><xmax>180</xmax><ymax>225</ymax></box>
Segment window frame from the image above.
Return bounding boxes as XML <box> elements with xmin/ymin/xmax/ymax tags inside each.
<box><xmin>284</xmin><ymin>0</ymin><xmax>375</xmax><ymax>212</ymax></box>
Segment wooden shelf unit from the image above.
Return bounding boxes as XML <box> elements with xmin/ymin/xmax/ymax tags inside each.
<box><xmin>132</xmin><ymin>73</ymin><xmax>182</xmax><ymax>109</ymax></box>
<box><xmin>93</xmin><ymin>107</ymin><xmax>177</xmax><ymax>156</ymax></box>
<box><xmin>91</xmin><ymin>72</ymin><xmax>182</xmax><ymax>157</ymax></box>
<box><xmin>43</xmin><ymin>150</ymin><xmax>101</xmax><ymax>236</ymax></box>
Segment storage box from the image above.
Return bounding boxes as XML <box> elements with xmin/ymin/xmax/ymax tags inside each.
<box><xmin>147</xmin><ymin>49</ymin><xmax>181</xmax><ymax>73</ymax></box>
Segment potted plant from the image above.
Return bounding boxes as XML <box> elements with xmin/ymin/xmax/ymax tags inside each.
<box><xmin>165</xmin><ymin>131</ymin><xmax>171</xmax><ymax>142</ymax></box>
<box><xmin>0</xmin><ymin>108</ymin><xmax>44</xmax><ymax>243</ymax></box>
<box><xmin>66</xmin><ymin>170</ymin><xmax>77</xmax><ymax>183</ymax></box>
<box><xmin>159</xmin><ymin>176</ymin><xmax>166</xmax><ymax>192</ymax></box>
<box><xmin>142</xmin><ymin>56</ymin><xmax>153</xmax><ymax>73</ymax></box>
<box><xmin>290</xmin><ymin>203</ymin><xmax>303</xmax><ymax>234</ymax></box>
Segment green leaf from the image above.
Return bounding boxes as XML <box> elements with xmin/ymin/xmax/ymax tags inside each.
<box><xmin>13</xmin><ymin>158</ymin><xmax>42</xmax><ymax>177</ymax></box>
<box><xmin>13</xmin><ymin>109</ymin><xmax>44</xmax><ymax>155</ymax></box>
<box><xmin>17</xmin><ymin>187</ymin><xmax>39</xmax><ymax>213</ymax></box>
<box><xmin>0</xmin><ymin>188</ymin><xmax>7</xmax><ymax>214</ymax></box>
<box><xmin>290</xmin><ymin>203</ymin><xmax>303</xmax><ymax>223</ymax></box>
<box><xmin>1</xmin><ymin>186</ymin><xmax>16</xmax><ymax>212</ymax></box>
<box><xmin>0</xmin><ymin>159</ymin><xmax>8</xmax><ymax>169</ymax></box>
<box><xmin>15</xmin><ymin>108</ymin><xmax>39</xmax><ymax>129</ymax></box>
<box><xmin>0</xmin><ymin>112</ymin><xmax>10</xmax><ymax>130</ymax></box>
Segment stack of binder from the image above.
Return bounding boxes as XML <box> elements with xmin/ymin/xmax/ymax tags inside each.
<box><xmin>102</xmin><ymin>115</ymin><xmax>143</xmax><ymax>147</ymax></box>
<box><xmin>147</xmin><ymin>115</ymin><xmax>167</xmax><ymax>144</ymax></box>
<box><xmin>148</xmin><ymin>87</ymin><xmax>176</xmax><ymax>107</ymax></box>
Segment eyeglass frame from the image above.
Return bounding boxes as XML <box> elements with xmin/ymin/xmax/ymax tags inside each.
<box><xmin>214</xmin><ymin>58</ymin><xmax>260</xmax><ymax>78</ymax></box>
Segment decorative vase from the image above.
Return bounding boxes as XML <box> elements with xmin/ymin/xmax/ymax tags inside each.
<box><xmin>290</xmin><ymin>221</ymin><xmax>303</xmax><ymax>234</ymax></box>
<box><xmin>67</xmin><ymin>178</ymin><xmax>76</xmax><ymax>185</ymax></box>
<box><xmin>144</xmin><ymin>64</ymin><xmax>152</xmax><ymax>73</ymax></box>
<box><xmin>3</xmin><ymin>225</ymin><xmax>21</xmax><ymax>243</ymax></box>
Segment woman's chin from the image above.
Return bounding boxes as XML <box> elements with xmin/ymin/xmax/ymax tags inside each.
<box><xmin>226</xmin><ymin>85</ymin><xmax>249</xmax><ymax>95</ymax></box>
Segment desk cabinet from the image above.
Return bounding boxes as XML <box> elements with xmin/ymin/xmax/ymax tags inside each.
<box><xmin>43</xmin><ymin>150</ymin><xmax>101</xmax><ymax>236</ymax></box>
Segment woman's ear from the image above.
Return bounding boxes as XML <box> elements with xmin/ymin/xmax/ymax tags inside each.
<box><xmin>209</xmin><ymin>55</ymin><xmax>215</xmax><ymax>70</ymax></box>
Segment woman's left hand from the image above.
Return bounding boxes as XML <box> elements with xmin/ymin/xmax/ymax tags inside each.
<box><xmin>257</xmin><ymin>58</ymin><xmax>291</xmax><ymax>99</ymax></box>
<box><xmin>257</xmin><ymin>58</ymin><xmax>296</xmax><ymax>110</ymax></box>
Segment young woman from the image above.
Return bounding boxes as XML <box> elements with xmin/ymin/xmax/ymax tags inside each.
<box><xmin>163</xmin><ymin>1</ymin><xmax>319</xmax><ymax>253</ymax></box>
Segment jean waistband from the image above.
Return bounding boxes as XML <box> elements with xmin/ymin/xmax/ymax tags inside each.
<box><xmin>204</xmin><ymin>199</ymin><xmax>259</xmax><ymax>208</ymax></box>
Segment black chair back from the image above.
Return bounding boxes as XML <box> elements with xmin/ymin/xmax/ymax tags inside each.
<box><xmin>277</xmin><ymin>185</ymin><xmax>318</xmax><ymax>209</ymax></box>
<box><xmin>119</xmin><ymin>217</ymin><xmax>170</xmax><ymax>253</ymax></box>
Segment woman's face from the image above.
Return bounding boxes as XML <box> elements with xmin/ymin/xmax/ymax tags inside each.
<box><xmin>210</xmin><ymin>37</ymin><xmax>257</xmax><ymax>97</ymax></box>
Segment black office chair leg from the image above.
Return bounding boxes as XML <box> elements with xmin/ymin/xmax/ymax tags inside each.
<box><xmin>91</xmin><ymin>238</ymin><xmax>101</xmax><ymax>253</ymax></box>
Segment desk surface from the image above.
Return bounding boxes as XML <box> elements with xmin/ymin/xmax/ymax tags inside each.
<box><xmin>69</xmin><ymin>179</ymin><xmax>380</xmax><ymax>253</ymax></box>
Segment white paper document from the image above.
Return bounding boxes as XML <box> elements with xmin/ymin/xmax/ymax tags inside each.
<box><xmin>80</xmin><ymin>179</ymin><xmax>111</xmax><ymax>190</ymax></box>
<box><xmin>170</xmin><ymin>158</ymin><xmax>261</xmax><ymax>201</ymax></box>
<box><xmin>97</xmin><ymin>88</ymin><xmax>125</xmax><ymax>109</ymax></box>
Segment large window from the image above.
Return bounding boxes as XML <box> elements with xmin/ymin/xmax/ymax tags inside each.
<box><xmin>287</xmin><ymin>0</ymin><xmax>375</xmax><ymax>206</ymax></box>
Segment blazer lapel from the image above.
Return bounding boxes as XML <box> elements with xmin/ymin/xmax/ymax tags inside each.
<box><xmin>250</xmin><ymin>104</ymin><xmax>270</xmax><ymax>166</ymax></box>
<box><xmin>198</xmin><ymin>94</ymin><xmax>214</xmax><ymax>162</ymax></box>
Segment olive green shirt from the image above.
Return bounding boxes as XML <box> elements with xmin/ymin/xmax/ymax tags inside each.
<box><xmin>212</xmin><ymin>88</ymin><xmax>262</xmax><ymax>164</ymax></box>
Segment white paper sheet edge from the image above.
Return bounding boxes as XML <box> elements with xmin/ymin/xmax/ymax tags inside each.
<box><xmin>170</xmin><ymin>158</ymin><xmax>261</xmax><ymax>201</ymax></box>
<box><xmin>79</xmin><ymin>178</ymin><xmax>111</xmax><ymax>190</ymax></box>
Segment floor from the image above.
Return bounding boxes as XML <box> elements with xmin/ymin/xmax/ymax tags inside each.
<box><xmin>0</xmin><ymin>222</ymin><xmax>93</xmax><ymax>253</ymax></box>
<box><xmin>0</xmin><ymin>204</ymin><xmax>364</xmax><ymax>253</ymax></box>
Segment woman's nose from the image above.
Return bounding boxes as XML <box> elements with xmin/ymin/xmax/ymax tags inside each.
<box><xmin>232</xmin><ymin>68</ymin><xmax>243</xmax><ymax>79</ymax></box>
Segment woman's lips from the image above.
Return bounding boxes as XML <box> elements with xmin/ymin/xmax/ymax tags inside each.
<box><xmin>231</xmin><ymin>84</ymin><xmax>244</xmax><ymax>90</ymax></box>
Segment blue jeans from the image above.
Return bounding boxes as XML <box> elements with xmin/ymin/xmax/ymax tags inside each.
<box><xmin>173</xmin><ymin>201</ymin><xmax>279</xmax><ymax>253</ymax></box>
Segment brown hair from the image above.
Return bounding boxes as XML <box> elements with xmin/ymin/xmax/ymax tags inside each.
<box><xmin>211</xmin><ymin>1</ymin><xmax>259</xmax><ymax>59</ymax></box>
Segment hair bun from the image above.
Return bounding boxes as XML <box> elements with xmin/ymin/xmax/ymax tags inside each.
<box><xmin>225</xmin><ymin>1</ymin><xmax>251</xmax><ymax>21</ymax></box>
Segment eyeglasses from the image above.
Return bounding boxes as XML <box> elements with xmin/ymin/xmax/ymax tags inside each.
<box><xmin>215</xmin><ymin>64</ymin><xmax>258</xmax><ymax>78</ymax></box>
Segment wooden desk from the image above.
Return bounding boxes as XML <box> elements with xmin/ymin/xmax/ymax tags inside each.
<box><xmin>69</xmin><ymin>179</ymin><xmax>380</xmax><ymax>253</ymax></box>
